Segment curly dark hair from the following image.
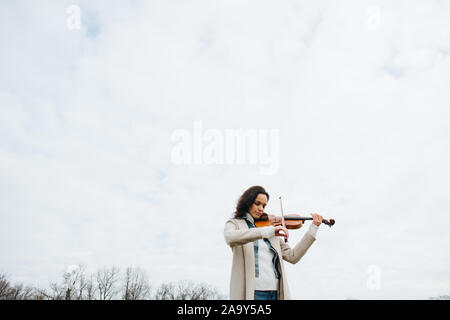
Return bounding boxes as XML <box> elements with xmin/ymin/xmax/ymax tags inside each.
<box><xmin>234</xmin><ymin>186</ymin><xmax>269</xmax><ymax>218</ymax></box>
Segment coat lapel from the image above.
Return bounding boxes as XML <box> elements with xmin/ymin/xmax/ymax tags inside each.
<box><xmin>236</xmin><ymin>218</ymin><xmax>257</xmax><ymax>299</ymax></box>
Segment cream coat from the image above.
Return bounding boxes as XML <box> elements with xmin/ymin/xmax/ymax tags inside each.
<box><xmin>224</xmin><ymin>217</ymin><xmax>316</xmax><ymax>300</ymax></box>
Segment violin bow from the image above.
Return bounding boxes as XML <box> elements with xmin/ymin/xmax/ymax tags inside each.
<box><xmin>279</xmin><ymin>196</ymin><xmax>288</xmax><ymax>243</ymax></box>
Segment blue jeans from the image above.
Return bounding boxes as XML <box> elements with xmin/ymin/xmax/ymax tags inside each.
<box><xmin>254</xmin><ymin>290</ymin><xmax>278</xmax><ymax>300</ymax></box>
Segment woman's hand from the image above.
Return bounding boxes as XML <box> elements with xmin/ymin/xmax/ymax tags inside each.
<box><xmin>311</xmin><ymin>213</ymin><xmax>323</xmax><ymax>226</ymax></box>
<box><xmin>274</xmin><ymin>225</ymin><xmax>289</xmax><ymax>241</ymax></box>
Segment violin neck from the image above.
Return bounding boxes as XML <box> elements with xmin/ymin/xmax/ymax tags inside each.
<box><xmin>259</xmin><ymin>216</ymin><xmax>313</xmax><ymax>221</ymax></box>
<box><xmin>284</xmin><ymin>216</ymin><xmax>313</xmax><ymax>221</ymax></box>
<box><xmin>285</xmin><ymin>216</ymin><xmax>334</xmax><ymax>227</ymax></box>
<box><xmin>259</xmin><ymin>215</ymin><xmax>335</xmax><ymax>227</ymax></box>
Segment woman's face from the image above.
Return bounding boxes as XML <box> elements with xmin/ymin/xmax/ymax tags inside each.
<box><xmin>248</xmin><ymin>193</ymin><xmax>268</xmax><ymax>220</ymax></box>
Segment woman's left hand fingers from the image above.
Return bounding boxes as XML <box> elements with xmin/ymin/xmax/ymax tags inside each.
<box><xmin>311</xmin><ymin>213</ymin><xmax>323</xmax><ymax>226</ymax></box>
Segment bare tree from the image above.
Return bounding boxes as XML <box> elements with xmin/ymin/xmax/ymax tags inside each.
<box><xmin>121</xmin><ymin>266</ymin><xmax>152</xmax><ymax>300</ymax></box>
<box><xmin>8</xmin><ymin>283</ymin><xmax>35</xmax><ymax>300</ymax></box>
<box><xmin>0</xmin><ymin>273</ymin><xmax>10</xmax><ymax>299</ymax></box>
<box><xmin>190</xmin><ymin>282</ymin><xmax>226</xmax><ymax>300</ymax></box>
<box><xmin>45</xmin><ymin>281</ymin><xmax>65</xmax><ymax>300</ymax></box>
<box><xmin>84</xmin><ymin>274</ymin><xmax>97</xmax><ymax>300</ymax></box>
<box><xmin>154</xmin><ymin>280</ymin><xmax>226</xmax><ymax>300</ymax></box>
<box><xmin>154</xmin><ymin>282</ymin><xmax>177</xmax><ymax>300</ymax></box>
<box><xmin>2</xmin><ymin>266</ymin><xmax>227</xmax><ymax>300</ymax></box>
<box><xmin>62</xmin><ymin>264</ymin><xmax>89</xmax><ymax>300</ymax></box>
<box><xmin>32</xmin><ymin>264</ymin><xmax>89</xmax><ymax>300</ymax></box>
<box><xmin>96</xmin><ymin>266</ymin><xmax>120</xmax><ymax>300</ymax></box>
<box><xmin>429</xmin><ymin>295</ymin><xmax>450</xmax><ymax>300</ymax></box>
<box><xmin>29</xmin><ymin>287</ymin><xmax>49</xmax><ymax>300</ymax></box>
<box><xmin>0</xmin><ymin>272</ymin><xmax>38</xmax><ymax>300</ymax></box>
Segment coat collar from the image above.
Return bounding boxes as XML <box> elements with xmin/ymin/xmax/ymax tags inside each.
<box><xmin>245</xmin><ymin>212</ymin><xmax>254</xmax><ymax>224</ymax></box>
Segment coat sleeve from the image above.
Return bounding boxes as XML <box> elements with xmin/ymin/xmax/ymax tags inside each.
<box><xmin>279</xmin><ymin>231</ymin><xmax>316</xmax><ymax>264</ymax></box>
<box><xmin>224</xmin><ymin>219</ymin><xmax>269</xmax><ymax>247</ymax></box>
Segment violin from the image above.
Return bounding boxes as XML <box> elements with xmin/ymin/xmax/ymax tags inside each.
<box><xmin>254</xmin><ymin>213</ymin><xmax>336</xmax><ymax>229</ymax></box>
<box><xmin>254</xmin><ymin>196</ymin><xmax>335</xmax><ymax>243</ymax></box>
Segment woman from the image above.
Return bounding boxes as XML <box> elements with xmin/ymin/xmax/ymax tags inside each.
<box><xmin>224</xmin><ymin>186</ymin><xmax>323</xmax><ymax>300</ymax></box>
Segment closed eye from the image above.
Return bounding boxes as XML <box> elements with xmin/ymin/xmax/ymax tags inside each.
<box><xmin>255</xmin><ymin>201</ymin><xmax>266</xmax><ymax>208</ymax></box>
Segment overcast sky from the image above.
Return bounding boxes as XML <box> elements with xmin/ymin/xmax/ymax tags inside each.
<box><xmin>1</xmin><ymin>0</ymin><xmax>449</xmax><ymax>299</ymax></box>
